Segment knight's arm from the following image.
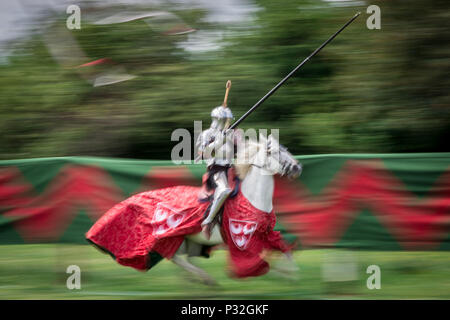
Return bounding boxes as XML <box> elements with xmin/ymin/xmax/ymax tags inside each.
<box><xmin>196</xmin><ymin>133</ymin><xmax>209</xmax><ymax>155</ymax></box>
<box><xmin>196</xmin><ymin>131</ymin><xmax>225</xmax><ymax>156</ymax></box>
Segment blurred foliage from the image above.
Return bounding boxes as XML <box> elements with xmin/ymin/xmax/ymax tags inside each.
<box><xmin>0</xmin><ymin>0</ymin><xmax>449</xmax><ymax>160</ymax></box>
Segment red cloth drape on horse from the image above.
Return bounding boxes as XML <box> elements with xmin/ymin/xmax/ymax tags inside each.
<box><xmin>86</xmin><ymin>170</ymin><xmax>291</xmax><ymax>277</ymax></box>
<box><xmin>86</xmin><ymin>185</ymin><xmax>208</xmax><ymax>270</ymax></box>
<box><xmin>221</xmin><ymin>190</ymin><xmax>291</xmax><ymax>278</ymax></box>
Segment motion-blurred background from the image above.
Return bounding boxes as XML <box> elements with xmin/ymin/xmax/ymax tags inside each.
<box><xmin>0</xmin><ymin>0</ymin><xmax>449</xmax><ymax>299</ymax></box>
<box><xmin>0</xmin><ymin>0</ymin><xmax>448</xmax><ymax>160</ymax></box>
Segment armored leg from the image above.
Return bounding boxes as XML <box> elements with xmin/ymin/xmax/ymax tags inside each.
<box><xmin>202</xmin><ymin>170</ymin><xmax>231</xmax><ymax>227</ymax></box>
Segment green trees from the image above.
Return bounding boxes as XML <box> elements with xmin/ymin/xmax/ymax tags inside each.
<box><xmin>0</xmin><ymin>1</ymin><xmax>448</xmax><ymax>160</ymax></box>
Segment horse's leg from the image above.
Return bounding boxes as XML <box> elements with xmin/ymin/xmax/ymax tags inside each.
<box><xmin>185</xmin><ymin>224</ymin><xmax>222</xmax><ymax>245</ymax></box>
<box><xmin>284</xmin><ymin>251</ymin><xmax>300</xmax><ymax>272</ymax></box>
<box><xmin>171</xmin><ymin>240</ymin><xmax>217</xmax><ymax>286</ymax></box>
<box><xmin>271</xmin><ymin>251</ymin><xmax>300</xmax><ymax>280</ymax></box>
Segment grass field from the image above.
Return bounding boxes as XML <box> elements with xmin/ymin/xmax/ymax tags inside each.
<box><xmin>0</xmin><ymin>244</ymin><xmax>449</xmax><ymax>299</ymax></box>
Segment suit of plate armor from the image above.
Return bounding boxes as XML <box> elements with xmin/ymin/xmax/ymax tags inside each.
<box><xmin>196</xmin><ymin>105</ymin><xmax>235</xmax><ymax>229</ymax></box>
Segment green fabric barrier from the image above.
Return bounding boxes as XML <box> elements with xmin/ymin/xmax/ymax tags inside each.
<box><xmin>0</xmin><ymin>154</ymin><xmax>449</xmax><ymax>250</ymax></box>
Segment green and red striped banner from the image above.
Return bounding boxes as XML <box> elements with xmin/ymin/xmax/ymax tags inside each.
<box><xmin>1</xmin><ymin>154</ymin><xmax>449</xmax><ymax>250</ymax></box>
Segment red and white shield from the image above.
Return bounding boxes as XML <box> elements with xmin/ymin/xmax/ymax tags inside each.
<box><xmin>229</xmin><ymin>219</ymin><xmax>258</xmax><ymax>250</ymax></box>
<box><xmin>151</xmin><ymin>203</ymin><xmax>186</xmax><ymax>236</ymax></box>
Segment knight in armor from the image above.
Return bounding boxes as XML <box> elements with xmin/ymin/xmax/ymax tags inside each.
<box><xmin>196</xmin><ymin>80</ymin><xmax>239</xmax><ymax>238</ymax></box>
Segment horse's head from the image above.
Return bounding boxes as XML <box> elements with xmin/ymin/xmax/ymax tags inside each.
<box><xmin>236</xmin><ymin>134</ymin><xmax>302</xmax><ymax>180</ymax></box>
<box><xmin>262</xmin><ymin>134</ymin><xmax>302</xmax><ymax>179</ymax></box>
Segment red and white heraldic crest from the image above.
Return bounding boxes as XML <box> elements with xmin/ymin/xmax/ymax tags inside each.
<box><xmin>229</xmin><ymin>219</ymin><xmax>258</xmax><ymax>250</ymax></box>
<box><xmin>151</xmin><ymin>202</ymin><xmax>186</xmax><ymax>236</ymax></box>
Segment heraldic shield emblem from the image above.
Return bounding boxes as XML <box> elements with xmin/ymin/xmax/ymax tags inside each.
<box><xmin>229</xmin><ymin>219</ymin><xmax>258</xmax><ymax>250</ymax></box>
<box><xmin>152</xmin><ymin>202</ymin><xmax>186</xmax><ymax>236</ymax></box>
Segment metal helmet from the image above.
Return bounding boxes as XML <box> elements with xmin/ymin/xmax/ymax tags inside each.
<box><xmin>210</xmin><ymin>106</ymin><xmax>234</xmax><ymax>130</ymax></box>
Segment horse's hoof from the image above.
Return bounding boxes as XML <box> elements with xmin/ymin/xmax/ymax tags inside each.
<box><xmin>182</xmin><ymin>272</ymin><xmax>218</xmax><ymax>287</ymax></box>
<box><xmin>202</xmin><ymin>277</ymin><xmax>219</xmax><ymax>287</ymax></box>
<box><xmin>198</xmin><ymin>272</ymin><xmax>220</xmax><ymax>288</ymax></box>
<box><xmin>271</xmin><ymin>269</ymin><xmax>300</xmax><ymax>281</ymax></box>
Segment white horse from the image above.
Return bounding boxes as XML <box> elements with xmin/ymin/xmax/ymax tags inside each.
<box><xmin>172</xmin><ymin>134</ymin><xmax>302</xmax><ymax>285</ymax></box>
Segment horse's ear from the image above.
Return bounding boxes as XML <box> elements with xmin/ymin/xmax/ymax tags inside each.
<box><xmin>267</xmin><ymin>134</ymin><xmax>280</xmax><ymax>148</ymax></box>
<box><xmin>258</xmin><ymin>132</ymin><xmax>267</xmax><ymax>144</ymax></box>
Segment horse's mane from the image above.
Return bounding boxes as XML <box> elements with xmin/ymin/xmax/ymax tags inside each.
<box><xmin>235</xmin><ymin>139</ymin><xmax>260</xmax><ymax>180</ymax></box>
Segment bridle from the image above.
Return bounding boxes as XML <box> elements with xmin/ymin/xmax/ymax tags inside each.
<box><xmin>249</xmin><ymin>144</ymin><xmax>294</xmax><ymax>173</ymax></box>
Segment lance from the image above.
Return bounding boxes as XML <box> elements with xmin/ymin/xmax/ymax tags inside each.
<box><xmin>228</xmin><ymin>12</ymin><xmax>361</xmax><ymax>131</ymax></box>
<box><xmin>223</xmin><ymin>80</ymin><xmax>232</xmax><ymax>107</ymax></box>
